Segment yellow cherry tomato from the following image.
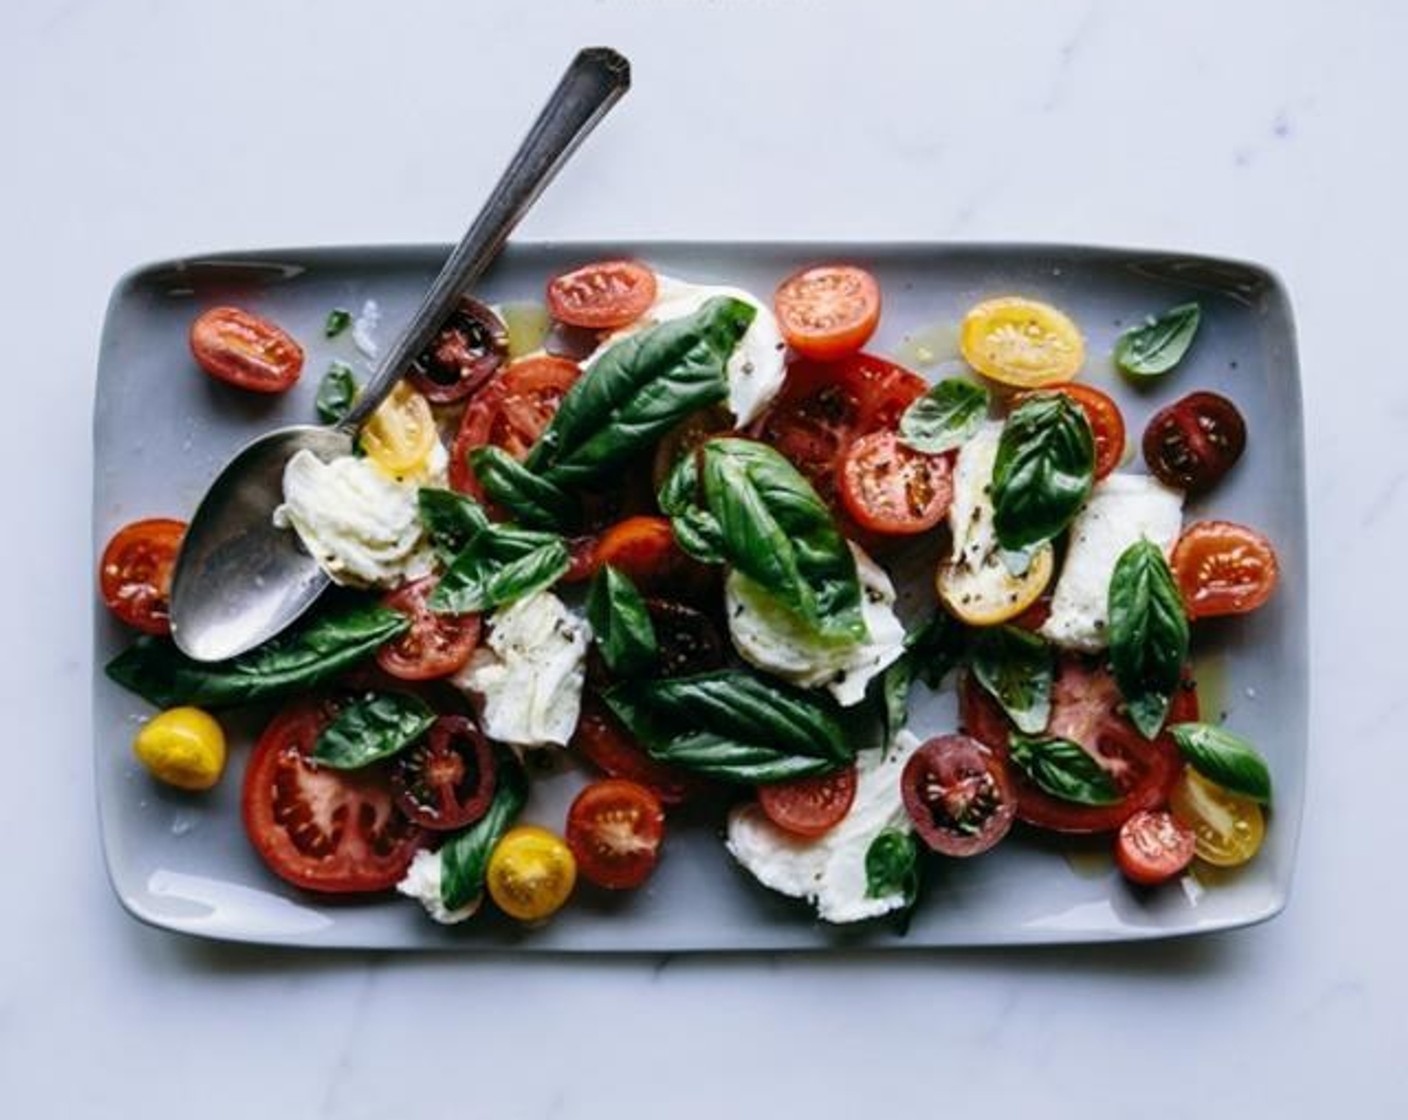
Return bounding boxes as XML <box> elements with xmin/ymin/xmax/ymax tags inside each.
<box><xmin>936</xmin><ymin>541</ymin><xmax>1054</xmax><ymax>626</ymax></box>
<box><xmin>960</xmin><ymin>297</ymin><xmax>1085</xmax><ymax>388</ymax></box>
<box><xmin>360</xmin><ymin>382</ymin><xmax>437</xmax><ymax>475</ymax></box>
<box><xmin>1168</xmin><ymin>768</ymin><xmax>1266</xmax><ymax>867</ymax></box>
<box><xmin>487</xmin><ymin>826</ymin><xmax>577</xmax><ymax>922</ymax></box>
<box><xmin>133</xmin><ymin>707</ymin><xmax>227</xmax><ymax>791</ymax></box>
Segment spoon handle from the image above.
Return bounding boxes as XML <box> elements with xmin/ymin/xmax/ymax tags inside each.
<box><xmin>340</xmin><ymin>47</ymin><xmax>631</xmax><ymax>433</ymax></box>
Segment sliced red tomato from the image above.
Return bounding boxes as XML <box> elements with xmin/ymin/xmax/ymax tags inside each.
<box><xmin>839</xmin><ymin>430</ymin><xmax>953</xmax><ymax>534</ymax></box>
<box><xmin>1171</xmin><ymin>520</ymin><xmax>1279</xmax><ymax>619</ymax></box>
<box><xmin>376</xmin><ymin>576</ymin><xmax>481</xmax><ymax>681</ymax></box>
<box><xmin>1024</xmin><ymin>384</ymin><xmax>1125</xmax><ymax>479</ymax></box>
<box><xmin>547</xmin><ymin>260</ymin><xmax>657</xmax><ymax>330</ymax></box>
<box><xmin>960</xmin><ymin>655</ymin><xmax>1198</xmax><ymax>834</ymax></box>
<box><xmin>566</xmin><ymin>779</ymin><xmax>665</xmax><ymax>890</ymax></box>
<box><xmin>1115</xmin><ymin>809</ymin><xmax>1196</xmax><ymax>886</ymax></box>
<box><xmin>773</xmin><ymin>264</ymin><xmax>881</xmax><ymax>361</ymax></box>
<box><xmin>571</xmin><ymin>699</ymin><xmax>707</xmax><ymax>806</ymax></box>
<box><xmin>1142</xmin><ymin>391</ymin><xmax>1247</xmax><ymax>493</ymax></box>
<box><xmin>189</xmin><ymin>307</ymin><xmax>304</xmax><ymax>393</ymax></box>
<box><xmin>588</xmin><ymin>515</ymin><xmax>713</xmax><ymax>600</ymax></box>
<box><xmin>241</xmin><ymin>697</ymin><xmax>423</xmax><ymax>893</ymax></box>
<box><xmin>99</xmin><ymin>518</ymin><xmax>186</xmax><ymax>635</ymax></box>
<box><xmin>391</xmin><ymin>715</ymin><xmax>496</xmax><ymax>831</ymax></box>
<box><xmin>408</xmin><ymin>297</ymin><xmax>508</xmax><ymax>404</ymax></box>
<box><xmin>901</xmin><ymin>735</ymin><xmax>1016</xmax><ymax>856</ymax></box>
<box><xmin>759</xmin><ymin>767</ymin><xmax>858</xmax><ymax>838</ymax></box>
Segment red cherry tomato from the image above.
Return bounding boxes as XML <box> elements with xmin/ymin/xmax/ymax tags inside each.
<box><xmin>99</xmin><ymin>518</ymin><xmax>186</xmax><ymax>635</ymax></box>
<box><xmin>547</xmin><ymin>260</ymin><xmax>658</xmax><ymax>330</ymax></box>
<box><xmin>407</xmin><ymin>297</ymin><xmax>508</xmax><ymax>404</ymax></box>
<box><xmin>376</xmin><ymin>576</ymin><xmax>481</xmax><ymax>681</ymax></box>
<box><xmin>189</xmin><ymin>307</ymin><xmax>304</xmax><ymax>393</ymax></box>
<box><xmin>566</xmin><ymin>779</ymin><xmax>666</xmax><ymax>890</ymax></box>
<box><xmin>1171</xmin><ymin>520</ymin><xmax>1280</xmax><ymax>619</ymax></box>
<box><xmin>391</xmin><ymin>715</ymin><xmax>496</xmax><ymax>831</ymax></box>
<box><xmin>1115</xmin><ymin>809</ymin><xmax>1196</xmax><ymax>886</ymax></box>
<box><xmin>571</xmin><ymin>699</ymin><xmax>707</xmax><ymax>806</ymax></box>
<box><xmin>589</xmin><ymin>516</ymin><xmax>713</xmax><ymax>600</ymax></box>
<box><xmin>758</xmin><ymin>767</ymin><xmax>858</xmax><ymax>838</ymax></box>
<box><xmin>1142</xmin><ymin>390</ymin><xmax>1246</xmax><ymax>493</ymax></box>
<box><xmin>773</xmin><ymin>264</ymin><xmax>881</xmax><ymax>361</ymax></box>
<box><xmin>1024</xmin><ymin>384</ymin><xmax>1126</xmax><ymax>479</ymax></box>
<box><xmin>241</xmin><ymin>698</ymin><xmax>424</xmax><ymax>893</ymax></box>
<box><xmin>839</xmin><ymin>430</ymin><xmax>954</xmax><ymax>535</ymax></box>
<box><xmin>901</xmin><ymin>735</ymin><xmax>1016</xmax><ymax>857</ymax></box>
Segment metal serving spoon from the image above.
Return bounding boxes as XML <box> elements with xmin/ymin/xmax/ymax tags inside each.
<box><xmin>168</xmin><ymin>47</ymin><xmax>631</xmax><ymax>662</ymax></box>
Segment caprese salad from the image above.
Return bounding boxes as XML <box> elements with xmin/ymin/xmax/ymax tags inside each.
<box><xmin>101</xmin><ymin>258</ymin><xmax>1280</xmax><ymax>928</ymax></box>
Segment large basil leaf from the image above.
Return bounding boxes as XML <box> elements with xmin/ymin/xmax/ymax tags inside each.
<box><xmin>429</xmin><ymin>524</ymin><xmax>569</xmax><ymax>615</ymax></box>
<box><xmin>315</xmin><ymin>361</ymin><xmax>358</xmax><ymax>424</ymax></box>
<box><xmin>440</xmin><ymin>748</ymin><xmax>528</xmax><ymax>911</ymax></box>
<box><xmin>991</xmin><ymin>393</ymin><xmax>1095</xmax><ymax>550</ymax></box>
<box><xmin>105</xmin><ymin>601</ymin><xmax>408</xmax><ymax>710</ymax></box>
<box><xmin>898</xmin><ymin>378</ymin><xmax>988</xmax><ymax>454</ymax></box>
<box><xmin>865</xmin><ymin>829</ymin><xmax>919</xmax><ymax>906</ymax></box>
<box><xmin>418</xmin><ymin>487</ymin><xmax>491</xmax><ymax>564</ymax></box>
<box><xmin>970</xmin><ymin>626</ymin><xmax>1053</xmax><ymax>735</ymax></box>
<box><xmin>1115</xmin><ymin>303</ymin><xmax>1201</xmax><ymax>377</ymax></box>
<box><xmin>657</xmin><ymin>450</ymin><xmax>725</xmax><ymax>564</ymax></box>
<box><xmin>313</xmin><ymin>692</ymin><xmax>435</xmax><ymax>769</ymax></box>
<box><xmin>526</xmin><ymin>296</ymin><xmax>753</xmax><ymax>486</ymax></box>
<box><xmin>701</xmin><ymin>438</ymin><xmax>866</xmax><ymax>644</ymax></box>
<box><xmin>602</xmin><ymin>669</ymin><xmax>853</xmax><ymax>784</ymax></box>
<box><xmin>469</xmin><ymin>446</ymin><xmax>578</xmax><ymax>531</ymax></box>
<box><xmin>1108</xmin><ymin>539</ymin><xmax>1189</xmax><ymax>739</ymax></box>
<box><xmin>1169</xmin><ymin>722</ymin><xmax>1272</xmax><ymax>803</ymax></box>
<box><xmin>586</xmin><ymin>565</ymin><xmax>658</xmax><ymax>678</ymax></box>
<box><xmin>1008</xmin><ymin>735</ymin><xmax>1120</xmax><ymax>806</ymax></box>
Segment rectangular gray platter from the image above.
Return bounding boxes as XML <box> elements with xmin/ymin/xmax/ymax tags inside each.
<box><xmin>93</xmin><ymin>242</ymin><xmax>1307</xmax><ymax>950</ymax></box>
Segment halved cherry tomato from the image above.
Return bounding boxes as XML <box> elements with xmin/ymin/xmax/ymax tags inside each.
<box><xmin>99</xmin><ymin>518</ymin><xmax>186</xmax><ymax>635</ymax></box>
<box><xmin>487</xmin><ymin>825</ymin><xmax>577</xmax><ymax>921</ymax></box>
<box><xmin>547</xmin><ymin>260</ymin><xmax>657</xmax><ymax>330</ymax></box>
<box><xmin>571</xmin><ymin>699</ymin><xmax>706</xmax><ymax>806</ymax></box>
<box><xmin>589</xmin><ymin>516</ymin><xmax>712</xmax><ymax>600</ymax></box>
<box><xmin>360</xmin><ymin>382</ymin><xmax>437</xmax><ymax>476</ymax></box>
<box><xmin>1143</xmin><ymin>391</ymin><xmax>1246</xmax><ymax>493</ymax></box>
<box><xmin>901</xmin><ymin>735</ymin><xmax>1016</xmax><ymax>856</ymax></box>
<box><xmin>408</xmin><ymin>297</ymin><xmax>508</xmax><ymax>404</ymax></box>
<box><xmin>391</xmin><ymin>715</ymin><xmax>496</xmax><ymax>831</ymax></box>
<box><xmin>566</xmin><ymin>779</ymin><xmax>666</xmax><ymax>890</ymax></box>
<box><xmin>1171</xmin><ymin>521</ymin><xmax>1279</xmax><ymax>619</ymax></box>
<box><xmin>449</xmin><ymin>356</ymin><xmax>580</xmax><ymax>497</ymax></box>
<box><xmin>1115</xmin><ymin>809</ymin><xmax>1196</xmax><ymax>886</ymax></box>
<box><xmin>839</xmin><ymin>430</ymin><xmax>953</xmax><ymax>534</ymax></box>
<box><xmin>189</xmin><ymin>307</ymin><xmax>304</xmax><ymax>393</ymax></box>
<box><xmin>376</xmin><ymin>576</ymin><xmax>481</xmax><ymax>681</ymax></box>
<box><xmin>759</xmin><ymin>767</ymin><xmax>858</xmax><ymax>839</ymax></box>
<box><xmin>1022</xmin><ymin>384</ymin><xmax>1125</xmax><ymax>479</ymax></box>
<box><xmin>1168</xmin><ymin>768</ymin><xmax>1265</xmax><ymax>867</ymax></box>
<box><xmin>773</xmin><ymin>264</ymin><xmax>881</xmax><ymax>361</ymax></box>
<box><xmin>241</xmin><ymin>697</ymin><xmax>423</xmax><ymax>893</ymax></box>
<box><xmin>960</xmin><ymin>297</ymin><xmax>1084</xmax><ymax>388</ymax></box>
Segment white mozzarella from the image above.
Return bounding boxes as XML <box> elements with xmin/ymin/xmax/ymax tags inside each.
<box><xmin>396</xmin><ymin>848</ymin><xmax>480</xmax><ymax>925</ymax></box>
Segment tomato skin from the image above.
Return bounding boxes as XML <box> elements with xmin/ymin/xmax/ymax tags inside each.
<box><xmin>391</xmin><ymin>715</ymin><xmax>496</xmax><ymax>831</ymax></box>
<box><xmin>360</xmin><ymin>382</ymin><xmax>437</xmax><ymax>476</ymax></box>
<box><xmin>1171</xmin><ymin>521</ymin><xmax>1279</xmax><ymax>619</ymax></box>
<box><xmin>241</xmin><ymin>697</ymin><xmax>424</xmax><ymax>893</ymax></box>
<box><xmin>566</xmin><ymin>779</ymin><xmax>666</xmax><ymax>890</ymax></box>
<box><xmin>1143</xmin><ymin>391</ymin><xmax>1246</xmax><ymax>493</ymax></box>
<box><xmin>189</xmin><ymin>307</ymin><xmax>304</xmax><ymax>393</ymax></box>
<box><xmin>839</xmin><ymin>430</ymin><xmax>953</xmax><ymax>534</ymax></box>
<box><xmin>487</xmin><ymin>826</ymin><xmax>577</xmax><ymax>921</ymax></box>
<box><xmin>99</xmin><ymin>518</ymin><xmax>186</xmax><ymax>635</ymax></box>
<box><xmin>1168</xmin><ymin>768</ymin><xmax>1266</xmax><ymax>867</ymax></box>
<box><xmin>960</xmin><ymin>297</ymin><xmax>1084</xmax><ymax>388</ymax></box>
<box><xmin>1115</xmin><ymin>810</ymin><xmax>1196</xmax><ymax>886</ymax></box>
<box><xmin>1023</xmin><ymin>384</ymin><xmax>1125</xmax><ymax>479</ymax></box>
<box><xmin>571</xmin><ymin>699</ymin><xmax>707</xmax><ymax>806</ymax></box>
<box><xmin>547</xmin><ymin>260</ymin><xmax>657</xmax><ymax>330</ymax></box>
<box><xmin>588</xmin><ymin>516</ymin><xmax>713</xmax><ymax>601</ymax></box>
<box><xmin>773</xmin><ymin>264</ymin><xmax>881</xmax><ymax>361</ymax></box>
<box><xmin>376</xmin><ymin>576</ymin><xmax>480</xmax><ymax>681</ymax></box>
<box><xmin>408</xmin><ymin>297</ymin><xmax>508</xmax><ymax>404</ymax></box>
<box><xmin>901</xmin><ymin>736</ymin><xmax>1016</xmax><ymax>856</ymax></box>
<box><xmin>758</xmin><ymin>767</ymin><xmax>858</xmax><ymax>838</ymax></box>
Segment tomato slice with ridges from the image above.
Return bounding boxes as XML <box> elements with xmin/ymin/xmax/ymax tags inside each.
<box><xmin>391</xmin><ymin>715</ymin><xmax>496</xmax><ymax>831</ymax></box>
<box><xmin>839</xmin><ymin>430</ymin><xmax>954</xmax><ymax>534</ymax></box>
<box><xmin>1171</xmin><ymin>520</ymin><xmax>1279</xmax><ymax>619</ymax></box>
<box><xmin>99</xmin><ymin>518</ymin><xmax>186</xmax><ymax>635</ymax></box>
<box><xmin>547</xmin><ymin>260</ymin><xmax>657</xmax><ymax>330</ymax></box>
<box><xmin>377</xmin><ymin>576</ymin><xmax>480</xmax><ymax>681</ymax></box>
<box><xmin>774</xmin><ymin>264</ymin><xmax>881</xmax><ymax>361</ymax></box>
<box><xmin>759</xmin><ymin>767</ymin><xmax>858</xmax><ymax>838</ymax></box>
<box><xmin>1115</xmin><ymin>809</ymin><xmax>1196</xmax><ymax>885</ymax></box>
<box><xmin>566</xmin><ymin>779</ymin><xmax>666</xmax><ymax>890</ymax></box>
<box><xmin>901</xmin><ymin>736</ymin><xmax>1016</xmax><ymax>856</ymax></box>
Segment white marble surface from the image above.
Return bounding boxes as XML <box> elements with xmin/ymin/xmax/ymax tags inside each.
<box><xmin>2</xmin><ymin>0</ymin><xmax>1404</xmax><ymax>1115</ymax></box>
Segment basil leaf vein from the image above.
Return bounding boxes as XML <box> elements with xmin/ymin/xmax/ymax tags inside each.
<box><xmin>586</xmin><ymin>565</ymin><xmax>658</xmax><ymax>679</ymax></box>
<box><xmin>1115</xmin><ymin>303</ymin><xmax>1201</xmax><ymax>377</ymax></box>
<box><xmin>970</xmin><ymin>626</ymin><xmax>1053</xmax><ymax>735</ymax></box>
<box><xmin>429</xmin><ymin>525</ymin><xmax>569</xmax><ymax>615</ymax></box>
<box><xmin>1008</xmin><ymin>734</ymin><xmax>1121</xmax><ymax>806</ymax></box>
<box><xmin>898</xmin><ymin>378</ymin><xmax>989</xmax><ymax>454</ymax></box>
<box><xmin>1108</xmin><ymin>538</ymin><xmax>1189</xmax><ymax>739</ymax></box>
<box><xmin>440</xmin><ymin>748</ymin><xmax>528</xmax><ymax>911</ymax></box>
<box><xmin>315</xmin><ymin>361</ymin><xmax>358</xmax><ymax>424</ymax></box>
<box><xmin>1169</xmin><ymin>722</ymin><xmax>1272</xmax><ymax>803</ymax></box>
<box><xmin>469</xmin><ymin>445</ymin><xmax>578</xmax><ymax>531</ymax></box>
<box><xmin>418</xmin><ymin>487</ymin><xmax>491</xmax><ymax>565</ymax></box>
<box><xmin>991</xmin><ymin>393</ymin><xmax>1095</xmax><ymax>550</ymax></box>
<box><xmin>313</xmin><ymin>692</ymin><xmax>435</xmax><ymax>769</ymax></box>
<box><xmin>865</xmin><ymin>829</ymin><xmax>919</xmax><ymax>905</ymax></box>
<box><xmin>657</xmin><ymin>450</ymin><xmax>726</xmax><ymax>564</ymax></box>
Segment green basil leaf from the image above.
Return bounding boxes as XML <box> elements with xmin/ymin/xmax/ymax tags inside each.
<box><xmin>701</xmin><ymin>438</ymin><xmax>866</xmax><ymax>644</ymax></box>
<box><xmin>992</xmin><ymin>393</ymin><xmax>1095</xmax><ymax>550</ymax></box>
<box><xmin>1169</xmin><ymin>722</ymin><xmax>1272</xmax><ymax>803</ymax></box>
<box><xmin>657</xmin><ymin>450</ymin><xmax>725</xmax><ymax>564</ymax></box>
<box><xmin>324</xmin><ymin>308</ymin><xmax>353</xmax><ymax>338</ymax></box>
<box><xmin>527</xmin><ymin>296</ymin><xmax>752</xmax><ymax>486</ymax></box>
<box><xmin>440</xmin><ymin>748</ymin><xmax>528</xmax><ymax>911</ymax></box>
<box><xmin>429</xmin><ymin>525</ymin><xmax>569</xmax><ymax>615</ymax></box>
<box><xmin>880</xmin><ymin>657</ymin><xmax>914</xmax><ymax>750</ymax></box>
<box><xmin>1115</xmin><ymin>303</ymin><xmax>1201</xmax><ymax>377</ymax></box>
<box><xmin>418</xmin><ymin>487</ymin><xmax>491</xmax><ymax>564</ymax></box>
<box><xmin>898</xmin><ymin>378</ymin><xmax>989</xmax><ymax>454</ymax></box>
<box><xmin>315</xmin><ymin>361</ymin><xmax>358</xmax><ymax>424</ymax></box>
<box><xmin>1008</xmin><ymin>734</ymin><xmax>1121</xmax><ymax>806</ymax></box>
<box><xmin>865</xmin><ymin>829</ymin><xmax>919</xmax><ymax>906</ymax></box>
<box><xmin>970</xmin><ymin>626</ymin><xmax>1053</xmax><ymax>735</ymax></box>
<box><xmin>586</xmin><ymin>565</ymin><xmax>658</xmax><ymax>678</ymax></box>
<box><xmin>469</xmin><ymin>445</ymin><xmax>578</xmax><ymax>531</ymax></box>
<box><xmin>312</xmin><ymin>692</ymin><xmax>435</xmax><ymax>769</ymax></box>
<box><xmin>1108</xmin><ymin>539</ymin><xmax>1189</xmax><ymax>739</ymax></box>
<box><xmin>105</xmin><ymin>601</ymin><xmax>408</xmax><ymax>710</ymax></box>
<box><xmin>602</xmin><ymin>668</ymin><xmax>852</xmax><ymax>784</ymax></box>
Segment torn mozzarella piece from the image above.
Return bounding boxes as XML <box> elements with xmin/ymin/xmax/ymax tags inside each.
<box><xmin>397</xmin><ymin>848</ymin><xmax>479</xmax><ymax>925</ymax></box>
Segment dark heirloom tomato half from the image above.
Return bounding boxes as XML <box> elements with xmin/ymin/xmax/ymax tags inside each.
<box><xmin>571</xmin><ymin>698</ymin><xmax>708</xmax><ymax>806</ymax></box>
<box><xmin>645</xmin><ymin>599</ymin><xmax>726</xmax><ymax>678</ymax></box>
<box><xmin>566</xmin><ymin>779</ymin><xmax>666</xmax><ymax>890</ymax></box>
<box><xmin>759</xmin><ymin>767</ymin><xmax>858</xmax><ymax>838</ymax></box>
<box><xmin>901</xmin><ymin>735</ymin><xmax>1016</xmax><ymax>857</ymax></box>
<box><xmin>391</xmin><ymin>715</ymin><xmax>496</xmax><ymax>831</ymax></box>
<box><xmin>99</xmin><ymin>518</ymin><xmax>186</xmax><ymax>635</ymax></box>
<box><xmin>189</xmin><ymin>307</ymin><xmax>304</xmax><ymax>393</ymax></box>
<box><xmin>839</xmin><ymin>430</ymin><xmax>954</xmax><ymax>534</ymax></box>
<box><xmin>241</xmin><ymin>698</ymin><xmax>423</xmax><ymax>893</ymax></box>
<box><xmin>376</xmin><ymin>576</ymin><xmax>480</xmax><ymax>681</ymax></box>
<box><xmin>1142</xmin><ymin>391</ymin><xmax>1246</xmax><ymax>493</ymax></box>
<box><xmin>547</xmin><ymin>260</ymin><xmax>657</xmax><ymax>330</ymax></box>
<box><xmin>1171</xmin><ymin>520</ymin><xmax>1279</xmax><ymax>619</ymax></box>
<box><xmin>408</xmin><ymin>297</ymin><xmax>508</xmax><ymax>404</ymax></box>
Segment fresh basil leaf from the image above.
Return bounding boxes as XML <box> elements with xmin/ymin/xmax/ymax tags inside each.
<box><xmin>881</xmin><ymin>657</ymin><xmax>915</xmax><ymax>750</ymax></box>
<box><xmin>1115</xmin><ymin>303</ymin><xmax>1201</xmax><ymax>377</ymax></box>
<box><xmin>1108</xmin><ymin>539</ymin><xmax>1189</xmax><ymax>739</ymax></box>
<box><xmin>105</xmin><ymin>601</ymin><xmax>408</xmax><ymax>710</ymax></box>
<box><xmin>701</xmin><ymin>438</ymin><xmax>866</xmax><ymax>644</ymax></box>
<box><xmin>440</xmin><ymin>748</ymin><xmax>527</xmax><ymax>911</ymax></box>
<box><xmin>418</xmin><ymin>487</ymin><xmax>491</xmax><ymax>564</ymax></box>
<box><xmin>324</xmin><ymin>308</ymin><xmax>353</xmax><ymax>338</ymax></box>
<box><xmin>970</xmin><ymin>626</ymin><xmax>1053</xmax><ymax>735</ymax></box>
<box><xmin>429</xmin><ymin>525</ymin><xmax>569</xmax><ymax>615</ymax></box>
<box><xmin>657</xmin><ymin>450</ymin><xmax>725</xmax><ymax>564</ymax></box>
<box><xmin>865</xmin><ymin>829</ymin><xmax>919</xmax><ymax>906</ymax></box>
<box><xmin>315</xmin><ymin>361</ymin><xmax>358</xmax><ymax>424</ymax></box>
<box><xmin>469</xmin><ymin>446</ymin><xmax>578</xmax><ymax>531</ymax></box>
<box><xmin>1008</xmin><ymin>734</ymin><xmax>1121</xmax><ymax>806</ymax></box>
<box><xmin>992</xmin><ymin>393</ymin><xmax>1095</xmax><ymax>550</ymax></box>
<box><xmin>527</xmin><ymin>296</ymin><xmax>752</xmax><ymax>486</ymax></box>
<box><xmin>602</xmin><ymin>669</ymin><xmax>853</xmax><ymax>784</ymax></box>
<box><xmin>313</xmin><ymin>692</ymin><xmax>435</xmax><ymax>769</ymax></box>
<box><xmin>898</xmin><ymin>378</ymin><xmax>989</xmax><ymax>454</ymax></box>
<box><xmin>1169</xmin><ymin>722</ymin><xmax>1272</xmax><ymax>803</ymax></box>
<box><xmin>587</xmin><ymin>565</ymin><xmax>658</xmax><ymax>678</ymax></box>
